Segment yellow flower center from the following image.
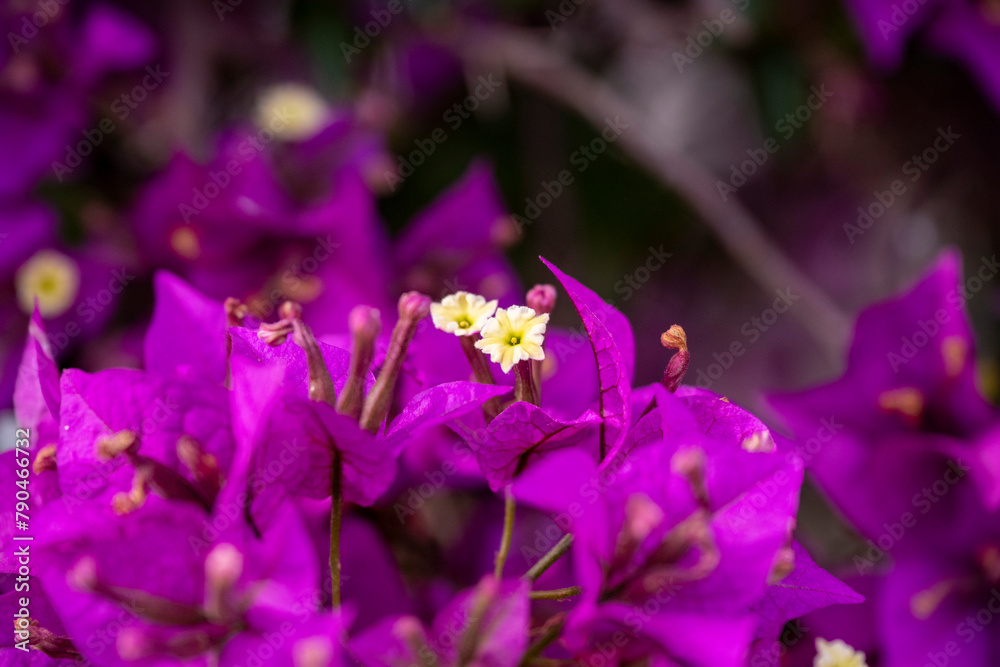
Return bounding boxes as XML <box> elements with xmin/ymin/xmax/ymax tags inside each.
<box><xmin>255</xmin><ymin>83</ymin><xmax>330</xmax><ymax>141</ymax></box>
<box><xmin>15</xmin><ymin>250</ymin><xmax>80</xmax><ymax>317</ymax></box>
<box><xmin>430</xmin><ymin>292</ymin><xmax>498</xmax><ymax>337</ymax></box>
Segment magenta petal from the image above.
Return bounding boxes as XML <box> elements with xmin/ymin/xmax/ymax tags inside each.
<box><xmin>349</xmin><ymin>616</ymin><xmax>421</xmax><ymax>667</ymax></box>
<box><xmin>430</xmin><ymin>577</ymin><xmax>530</xmax><ymax>667</ymax></box>
<box><xmin>57</xmin><ymin>368</ymin><xmax>234</xmax><ymax>504</ymax></box>
<box><xmin>750</xmin><ymin>541</ymin><xmax>863</xmax><ymax>665</ymax></box>
<box><xmin>541</xmin><ymin>258</ymin><xmax>632</xmax><ymax>463</ymax></box>
<box><xmin>677</xmin><ymin>387</ymin><xmax>775</xmax><ymax>452</ymax></box>
<box><xmin>76</xmin><ymin>4</ymin><xmax>156</xmax><ymax>82</ymax></box>
<box><xmin>584</xmin><ymin>604</ymin><xmax>756</xmax><ymax>667</ymax></box>
<box><xmin>474</xmin><ymin>402</ymin><xmax>601</xmax><ymax>492</ymax></box>
<box><xmin>247</xmin><ymin>397</ymin><xmax>394</xmax><ymax>529</ymax></box>
<box><xmin>623</xmin><ymin>384</ymin><xmax>698</xmax><ymax>455</ymax></box>
<box><xmin>144</xmin><ymin>272</ymin><xmax>228</xmax><ymax>385</ymax></box>
<box><xmin>540</xmin><ymin>257</ymin><xmax>635</xmax><ymax>380</ymax></box>
<box><xmin>228</xmin><ymin>328</ymin><xmax>359</xmax><ymax>452</ymax></box>
<box><xmin>385</xmin><ymin>381</ymin><xmax>512</xmax><ymax>451</ymax></box>
<box><xmin>14</xmin><ymin>308</ymin><xmax>60</xmax><ymax>433</ymax></box>
<box><xmin>926</xmin><ymin>5</ymin><xmax>1000</xmax><ymax>112</ymax></box>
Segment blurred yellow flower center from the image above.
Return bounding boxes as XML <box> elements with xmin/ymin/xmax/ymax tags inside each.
<box><xmin>255</xmin><ymin>83</ymin><xmax>330</xmax><ymax>141</ymax></box>
<box><xmin>16</xmin><ymin>249</ymin><xmax>81</xmax><ymax>317</ymax></box>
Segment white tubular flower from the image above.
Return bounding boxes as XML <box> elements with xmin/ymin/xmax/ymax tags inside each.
<box><xmin>814</xmin><ymin>638</ymin><xmax>868</xmax><ymax>667</ymax></box>
<box><xmin>430</xmin><ymin>291</ymin><xmax>498</xmax><ymax>336</ymax></box>
<box><xmin>475</xmin><ymin>305</ymin><xmax>549</xmax><ymax>373</ymax></box>
<box><xmin>16</xmin><ymin>249</ymin><xmax>81</xmax><ymax>317</ymax></box>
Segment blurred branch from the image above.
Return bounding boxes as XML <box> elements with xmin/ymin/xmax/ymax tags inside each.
<box><xmin>449</xmin><ymin>24</ymin><xmax>851</xmax><ymax>364</ymax></box>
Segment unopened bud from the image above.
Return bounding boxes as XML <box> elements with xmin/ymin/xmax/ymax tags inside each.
<box><xmin>338</xmin><ymin>306</ymin><xmax>382</xmax><ymax>420</ymax></box>
<box><xmin>348</xmin><ymin>305</ymin><xmax>382</xmax><ymax>341</ymax></box>
<box><xmin>526</xmin><ymin>284</ymin><xmax>557</xmax><ymax>315</ymax></box>
<box><xmin>660</xmin><ymin>325</ymin><xmax>689</xmax><ymax>393</ymax></box>
<box><xmin>205</xmin><ymin>543</ymin><xmax>243</xmax><ymax>588</ymax></box>
<box><xmin>359</xmin><ymin>293</ymin><xmax>430</xmax><ymax>431</ymax></box>
<box><xmin>398</xmin><ymin>291</ymin><xmax>431</xmax><ymax>321</ymax></box>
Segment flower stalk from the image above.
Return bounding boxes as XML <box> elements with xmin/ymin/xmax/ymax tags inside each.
<box><xmin>494</xmin><ymin>486</ymin><xmax>517</xmax><ymax>579</ymax></box>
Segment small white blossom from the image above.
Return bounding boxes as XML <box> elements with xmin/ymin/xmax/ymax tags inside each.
<box><xmin>814</xmin><ymin>638</ymin><xmax>868</xmax><ymax>667</ymax></box>
<box><xmin>475</xmin><ymin>305</ymin><xmax>548</xmax><ymax>373</ymax></box>
<box><xmin>430</xmin><ymin>292</ymin><xmax>498</xmax><ymax>336</ymax></box>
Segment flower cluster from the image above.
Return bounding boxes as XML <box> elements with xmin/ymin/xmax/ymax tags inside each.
<box><xmin>3</xmin><ymin>252</ymin><xmax>866</xmax><ymax>666</ymax></box>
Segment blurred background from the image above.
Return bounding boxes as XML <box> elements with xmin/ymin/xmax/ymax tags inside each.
<box><xmin>2</xmin><ymin>0</ymin><xmax>1000</xmax><ymax>642</ymax></box>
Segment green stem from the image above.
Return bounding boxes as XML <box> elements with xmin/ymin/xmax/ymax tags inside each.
<box><xmin>494</xmin><ymin>487</ymin><xmax>516</xmax><ymax>579</ymax></box>
<box><xmin>330</xmin><ymin>453</ymin><xmax>343</xmax><ymax>607</ymax></box>
<box><xmin>519</xmin><ymin>618</ymin><xmax>565</xmax><ymax>667</ymax></box>
<box><xmin>529</xmin><ymin>586</ymin><xmax>581</xmax><ymax>600</ymax></box>
<box><xmin>460</xmin><ymin>335</ymin><xmax>502</xmax><ymax>420</ymax></box>
<box><xmin>523</xmin><ymin>534</ymin><xmax>573</xmax><ymax>582</ymax></box>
